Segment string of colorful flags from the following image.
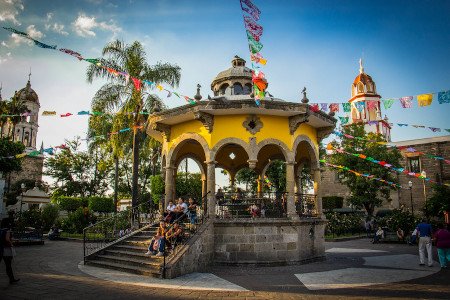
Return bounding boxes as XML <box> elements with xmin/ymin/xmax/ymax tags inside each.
<box><xmin>332</xmin><ymin>131</ymin><xmax>450</xmax><ymax>164</ymax></box>
<box><xmin>0</xmin><ymin>123</ymin><xmax>145</xmax><ymax>160</ymax></box>
<box><xmin>319</xmin><ymin>159</ymin><xmax>405</xmax><ymax>189</ymax></box>
<box><xmin>239</xmin><ymin>0</ymin><xmax>268</xmax><ymax>106</ymax></box>
<box><xmin>0</xmin><ymin>110</ymin><xmax>151</xmax><ymax>118</ymax></box>
<box><xmin>325</xmin><ymin>144</ymin><xmax>444</xmax><ymax>186</ymax></box>
<box><xmin>1</xmin><ymin>26</ymin><xmax>198</xmax><ymax>105</ymax></box>
<box><xmin>309</xmin><ymin>90</ymin><xmax>450</xmax><ymax>115</ymax></box>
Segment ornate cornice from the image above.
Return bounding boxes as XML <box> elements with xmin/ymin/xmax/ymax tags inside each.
<box><xmin>194</xmin><ymin>111</ymin><xmax>214</xmax><ymax>133</ymax></box>
<box><xmin>152</xmin><ymin>122</ymin><xmax>171</xmax><ymax>142</ymax></box>
<box><xmin>317</xmin><ymin>126</ymin><xmax>335</xmax><ymax>141</ymax></box>
<box><xmin>288</xmin><ymin>112</ymin><xmax>309</xmax><ymax>135</ymax></box>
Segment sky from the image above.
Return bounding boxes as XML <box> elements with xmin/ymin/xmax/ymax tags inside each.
<box><xmin>1</xmin><ymin>0</ymin><xmax>450</xmax><ymax>186</ymax></box>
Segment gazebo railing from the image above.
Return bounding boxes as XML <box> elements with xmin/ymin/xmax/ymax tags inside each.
<box><xmin>295</xmin><ymin>193</ymin><xmax>318</xmax><ymax>217</ymax></box>
<box><xmin>216</xmin><ymin>195</ymin><xmax>286</xmax><ymax>219</ymax></box>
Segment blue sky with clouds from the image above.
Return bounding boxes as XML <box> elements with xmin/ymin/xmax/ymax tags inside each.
<box><xmin>1</xmin><ymin>0</ymin><xmax>449</xmax><ymax>154</ymax></box>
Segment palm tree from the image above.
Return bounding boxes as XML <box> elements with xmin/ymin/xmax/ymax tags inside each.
<box><xmin>86</xmin><ymin>40</ymin><xmax>181</xmax><ymax>214</ymax></box>
<box><xmin>5</xmin><ymin>92</ymin><xmax>29</xmax><ymax>141</ymax></box>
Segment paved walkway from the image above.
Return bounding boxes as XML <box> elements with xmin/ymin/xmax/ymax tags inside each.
<box><xmin>1</xmin><ymin>238</ymin><xmax>449</xmax><ymax>299</ymax></box>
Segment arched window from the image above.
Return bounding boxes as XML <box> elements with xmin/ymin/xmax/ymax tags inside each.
<box><xmin>366</xmin><ymin>83</ymin><xmax>373</xmax><ymax>93</ymax></box>
<box><xmin>244</xmin><ymin>83</ymin><xmax>252</xmax><ymax>94</ymax></box>
<box><xmin>357</xmin><ymin>82</ymin><xmax>364</xmax><ymax>94</ymax></box>
<box><xmin>24</xmin><ymin>131</ymin><xmax>30</xmax><ymax>146</ymax></box>
<box><xmin>219</xmin><ymin>83</ymin><xmax>229</xmax><ymax>95</ymax></box>
<box><xmin>233</xmin><ymin>83</ymin><xmax>243</xmax><ymax>95</ymax></box>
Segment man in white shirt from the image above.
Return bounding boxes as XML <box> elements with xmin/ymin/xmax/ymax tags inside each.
<box><xmin>174</xmin><ymin>198</ymin><xmax>188</xmax><ymax>220</ymax></box>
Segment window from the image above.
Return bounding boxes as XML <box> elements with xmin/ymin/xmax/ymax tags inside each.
<box><xmin>232</xmin><ymin>83</ymin><xmax>243</xmax><ymax>95</ymax></box>
<box><xmin>409</xmin><ymin>157</ymin><xmax>420</xmax><ymax>173</ymax></box>
<box><xmin>219</xmin><ymin>83</ymin><xmax>229</xmax><ymax>95</ymax></box>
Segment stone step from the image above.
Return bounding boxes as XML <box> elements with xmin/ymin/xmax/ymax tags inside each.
<box><xmin>112</xmin><ymin>244</ymin><xmax>147</xmax><ymax>252</ymax></box>
<box><xmin>85</xmin><ymin>260</ymin><xmax>161</xmax><ymax>277</ymax></box>
<box><xmin>104</xmin><ymin>249</ymin><xmax>165</xmax><ymax>260</ymax></box>
<box><xmin>129</xmin><ymin>235</ymin><xmax>154</xmax><ymax>240</ymax></box>
<box><xmin>122</xmin><ymin>239</ymin><xmax>151</xmax><ymax>247</ymax></box>
<box><xmin>95</xmin><ymin>254</ymin><xmax>162</xmax><ymax>268</ymax></box>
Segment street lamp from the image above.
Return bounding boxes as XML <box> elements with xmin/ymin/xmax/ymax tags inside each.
<box><xmin>408</xmin><ymin>180</ymin><xmax>414</xmax><ymax>217</ymax></box>
<box><xmin>19</xmin><ymin>183</ymin><xmax>26</xmax><ymax>219</ymax></box>
<box><xmin>421</xmin><ymin>170</ymin><xmax>427</xmax><ymax>209</ymax></box>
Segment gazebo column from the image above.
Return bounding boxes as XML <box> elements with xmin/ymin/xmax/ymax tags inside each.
<box><xmin>206</xmin><ymin>161</ymin><xmax>216</xmax><ymax>217</ymax></box>
<box><xmin>164</xmin><ymin>166</ymin><xmax>176</xmax><ymax>208</ymax></box>
<box><xmin>257</xmin><ymin>175</ymin><xmax>263</xmax><ymax>197</ymax></box>
<box><xmin>201</xmin><ymin>178</ymin><xmax>207</xmax><ymax>198</ymax></box>
<box><xmin>286</xmin><ymin>161</ymin><xmax>299</xmax><ymax>220</ymax></box>
<box><xmin>313</xmin><ymin>167</ymin><xmax>323</xmax><ymax>217</ymax></box>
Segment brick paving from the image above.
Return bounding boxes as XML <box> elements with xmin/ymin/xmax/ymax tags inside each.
<box><xmin>1</xmin><ymin>238</ymin><xmax>449</xmax><ymax>299</ymax></box>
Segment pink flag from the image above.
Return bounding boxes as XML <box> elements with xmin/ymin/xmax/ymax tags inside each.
<box><xmin>310</xmin><ymin>104</ymin><xmax>320</xmax><ymax>112</ymax></box>
<box><xmin>60</xmin><ymin>113</ymin><xmax>73</xmax><ymax>117</ymax></box>
<box><xmin>244</xmin><ymin>16</ymin><xmax>263</xmax><ymax>39</ymax></box>
<box><xmin>400</xmin><ymin>96</ymin><xmax>413</xmax><ymax>108</ymax></box>
<box><xmin>329</xmin><ymin>103</ymin><xmax>339</xmax><ymax>112</ymax></box>
<box><xmin>367</xmin><ymin>100</ymin><xmax>378</xmax><ymax>110</ymax></box>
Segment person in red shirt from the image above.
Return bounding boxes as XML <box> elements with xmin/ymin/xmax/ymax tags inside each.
<box><xmin>433</xmin><ymin>223</ymin><xmax>450</xmax><ymax>269</ymax></box>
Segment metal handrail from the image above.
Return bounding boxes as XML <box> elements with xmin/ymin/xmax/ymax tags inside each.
<box><xmin>83</xmin><ymin>197</ymin><xmax>161</xmax><ymax>262</ymax></box>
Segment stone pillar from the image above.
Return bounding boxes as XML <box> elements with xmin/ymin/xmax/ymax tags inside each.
<box><xmin>230</xmin><ymin>173</ymin><xmax>236</xmax><ymax>187</ymax></box>
<box><xmin>286</xmin><ymin>161</ymin><xmax>299</xmax><ymax>220</ymax></box>
<box><xmin>206</xmin><ymin>161</ymin><xmax>216</xmax><ymax>217</ymax></box>
<box><xmin>201</xmin><ymin>178</ymin><xmax>207</xmax><ymax>198</ymax></box>
<box><xmin>164</xmin><ymin>166</ymin><xmax>176</xmax><ymax>208</ymax></box>
<box><xmin>313</xmin><ymin>168</ymin><xmax>323</xmax><ymax>217</ymax></box>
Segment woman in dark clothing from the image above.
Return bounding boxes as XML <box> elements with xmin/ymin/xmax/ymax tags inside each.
<box><xmin>1</xmin><ymin>218</ymin><xmax>20</xmax><ymax>284</ymax></box>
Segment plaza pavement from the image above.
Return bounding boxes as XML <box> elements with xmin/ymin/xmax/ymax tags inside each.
<box><xmin>1</xmin><ymin>238</ymin><xmax>449</xmax><ymax>299</ymax></box>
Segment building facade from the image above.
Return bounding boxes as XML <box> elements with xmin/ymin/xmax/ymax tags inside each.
<box><xmin>320</xmin><ymin>62</ymin><xmax>450</xmax><ymax>214</ymax></box>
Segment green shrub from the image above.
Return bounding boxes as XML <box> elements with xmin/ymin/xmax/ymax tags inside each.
<box><xmin>19</xmin><ymin>209</ymin><xmax>43</xmax><ymax>230</ymax></box>
<box><xmin>56</xmin><ymin>196</ymin><xmax>83</xmax><ymax>211</ymax></box>
<box><xmin>61</xmin><ymin>207</ymin><xmax>96</xmax><ymax>234</ymax></box>
<box><xmin>41</xmin><ymin>204</ymin><xmax>59</xmax><ymax>231</ymax></box>
<box><xmin>322</xmin><ymin>196</ymin><xmax>344</xmax><ymax>210</ymax></box>
<box><xmin>325</xmin><ymin>212</ymin><xmax>363</xmax><ymax>236</ymax></box>
<box><xmin>88</xmin><ymin>196</ymin><xmax>114</xmax><ymax>213</ymax></box>
<box><xmin>376</xmin><ymin>208</ymin><xmax>417</xmax><ymax>233</ymax></box>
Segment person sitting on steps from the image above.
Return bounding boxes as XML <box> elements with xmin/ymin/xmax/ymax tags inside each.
<box><xmin>173</xmin><ymin>198</ymin><xmax>188</xmax><ymax>221</ymax></box>
<box><xmin>165</xmin><ymin>222</ymin><xmax>184</xmax><ymax>250</ymax></box>
<box><xmin>164</xmin><ymin>200</ymin><xmax>176</xmax><ymax>223</ymax></box>
<box><xmin>145</xmin><ymin>220</ymin><xmax>166</xmax><ymax>256</ymax></box>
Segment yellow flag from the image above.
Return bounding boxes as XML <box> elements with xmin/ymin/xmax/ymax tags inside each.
<box><xmin>156</xmin><ymin>85</ymin><xmax>164</xmax><ymax>91</ymax></box>
<box><xmin>259</xmin><ymin>58</ymin><xmax>267</xmax><ymax>65</ymax></box>
<box><xmin>417</xmin><ymin>94</ymin><xmax>433</xmax><ymax>107</ymax></box>
<box><xmin>42</xmin><ymin>111</ymin><xmax>57</xmax><ymax>116</ymax></box>
<box><xmin>326</xmin><ymin>143</ymin><xmax>333</xmax><ymax>150</ymax></box>
<box><xmin>15</xmin><ymin>153</ymin><xmax>27</xmax><ymax>158</ymax></box>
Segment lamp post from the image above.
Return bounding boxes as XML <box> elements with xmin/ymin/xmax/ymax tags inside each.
<box><xmin>421</xmin><ymin>170</ymin><xmax>427</xmax><ymax>210</ymax></box>
<box><xmin>408</xmin><ymin>180</ymin><xmax>414</xmax><ymax>217</ymax></box>
<box><xmin>19</xmin><ymin>183</ymin><xmax>26</xmax><ymax>220</ymax></box>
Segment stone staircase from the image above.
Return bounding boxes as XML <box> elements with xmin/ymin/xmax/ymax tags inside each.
<box><xmin>85</xmin><ymin>224</ymin><xmax>164</xmax><ymax>277</ymax></box>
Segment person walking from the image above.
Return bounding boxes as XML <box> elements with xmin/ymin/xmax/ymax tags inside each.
<box><xmin>1</xmin><ymin>218</ymin><xmax>20</xmax><ymax>284</ymax></box>
<box><xmin>433</xmin><ymin>223</ymin><xmax>450</xmax><ymax>269</ymax></box>
<box><xmin>416</xmin><ymin>218</ymin><xmax>434</xmax><ymax>267</ymax></box>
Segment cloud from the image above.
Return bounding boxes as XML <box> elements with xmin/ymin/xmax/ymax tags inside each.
<box><xmin>44</xmin><ymin>12</ymin><xmax>69</xmax><ymax>35</ymax></box>
<box><xmin>0</xmin><ymin>0</ymin><xmax>24</xmax><ymax>25</ymax></box>
<box><xmin>72</xmin><ymin>13</ymin><xmax>121</xmax><ymax>38</ymax></box>
<box><xmin>0</xmin><ymin>52</ymin><xmax>11</xmax><ymax>64</ymax></box>
<box><xmin>10</xmin><ymin>24</ymin><xmax>44</xmax><ymax>46</ymax></box>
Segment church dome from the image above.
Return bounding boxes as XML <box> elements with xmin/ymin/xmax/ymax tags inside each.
<box><xmin>351</xmin><ymin>60</ymin><xmax>377</xmax><ymax>97</ymax></box>
<box><xmin>211</xmin><ymin>56</ymin><xmax>253</xmax><ymax>96</ymax></box>
<box><xmin>17</xmin><ymin>80</ymin><xmax>39</xmax><ymax>105</ymax></box>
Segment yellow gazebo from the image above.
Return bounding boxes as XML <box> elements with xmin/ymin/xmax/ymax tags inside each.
<box><xmin>146</xmin><ymin>56</ymin><xmax>336</xmax><ymax>268</ymax></box>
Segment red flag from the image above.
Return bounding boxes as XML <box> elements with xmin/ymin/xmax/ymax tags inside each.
<box><xmin>131</xmin><ymin>77</ymin><xmax>141</xmax><ymax>91</ymax></box>
<box><xmin>310</xmin><ymin>104</ymin><xmax>320</xmax><ymax>113</ymax></box>
<box><xmin>60</xmin><ymin>113</ymin><xmax>73</xmax><ymax>117</ymax></box>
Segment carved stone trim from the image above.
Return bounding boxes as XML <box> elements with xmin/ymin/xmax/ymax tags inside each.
<box><xmin>194</xmin><ymin>111</ymin><xmax>214</xmax><ymax>133</ymax></box>
<box><xmin>317</xmin><ymin>126</ymin><xmax>335</xmax><ymax>141</ymax></box>
<box><xmin>288</xmin><ymin>112</ymin><xmax>309</xmax><ymax>135</ymax></box>
<box><xmin>243</xmin><ymin>115</ymin><xmax>263</xmax><ymax>135</ymax></box>
<box><xmin>152</xmin><ymin>122</ymin><xmax>171</xmax><ymax>142</ymax></box>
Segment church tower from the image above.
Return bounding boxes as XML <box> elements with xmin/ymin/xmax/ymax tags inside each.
<box><xmin>348</xmin><ymin>59</ymin><xmax>391</xmax><ymax>141</ymax></box>
<box><xmin>14</xmin><ymin>75</ymin><xmax>40</xmax><ymax>150</ymax></box>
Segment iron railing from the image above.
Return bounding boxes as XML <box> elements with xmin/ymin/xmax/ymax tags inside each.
<box><xmin>295</xmin><ymin>193</ymin><xmax>318</xmax><ymax>217</ymax></box>
<box><xmin>83</xmin><ymin>198</ymin><xmax>160</xmax><ymax>262</ymax></box>
<box><xmin>216</xmin><ymin>193</ymin><xmax>286</xmax><ymax>219</ymax></box>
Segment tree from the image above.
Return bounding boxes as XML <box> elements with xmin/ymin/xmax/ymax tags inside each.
<box><xmin>424</xmin><ymin>185</ymin><xmax>450</xmax><ymax>218</ymax></box>
<box><xmin>265</xmin><ymin>160</ymin><xmax>286</xmax><ymax>195</ymax></box>
<box><xmin>175</xmin><ymin>172</ymin><xmax>202</xmax><ymax>203</ymax></box>
<box><xmin>4</xmin><ymin>92</ymin><xmax>29</xmax><ymax>140</ymax></box>
<box><xmin>0</xmin><ymin>137</ymin><xmax>25</xmax><ymax>175</ymax></box>
<box><xmin>329</xmin><ymin>123</ymin><xmax>402</xmax><ymax>217</ymax></box>
<box><xmin>235</xmin><ymin>167</ymin><xmax>258</xmax><ymax>192</ymax></box>
<box><xmin>86</xmin><ymin>39</ymin><xmax>180</xmax><ymax>209</ymax></box>
<box><xmin>44</xmin><ymin>138</ymin><xmax>112</xmax><ymax>197</ymax></box>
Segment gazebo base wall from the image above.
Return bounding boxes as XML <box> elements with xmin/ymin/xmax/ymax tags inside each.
<box><xmin>213</xmin><ymin>219</ymin><xmax>326</xmax><ymax>264</ymax></box>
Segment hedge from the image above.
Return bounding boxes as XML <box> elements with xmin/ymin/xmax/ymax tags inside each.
<box><xmin>88</xmin><ymin>196</ymin><xmax>114</xmax><ymax>213</ymax></box>
<box><xmin>322</xmin><ymin>196</ymin><xmax>344</xmax><ymax>210</ymax></box>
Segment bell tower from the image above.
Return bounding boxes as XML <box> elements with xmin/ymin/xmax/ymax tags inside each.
<box><xmin>347</xmin><ymin>59</ymin><xmax>391</xmax><ymax>141</ymax></box>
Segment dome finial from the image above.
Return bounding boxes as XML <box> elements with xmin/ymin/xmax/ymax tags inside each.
<box><xmin>194</xmin><ymin>84</ymin><xmax>202</xmax><ymax>101</ymax></box>
<box><xmin>359</xmin><ymin>58</ymin><xmax>364</xmax><ymax>74</ymax></box>
<box><xmin>28</xmin><ymin>67</ymin><xmax>32</xmax><ymax>82</ymax></box>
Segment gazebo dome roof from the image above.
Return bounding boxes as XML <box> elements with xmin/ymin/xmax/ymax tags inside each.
<box><xmin>211</xmin><ymin>56</ymin><xmax>253</xmax><ymax>91</ymax></box>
